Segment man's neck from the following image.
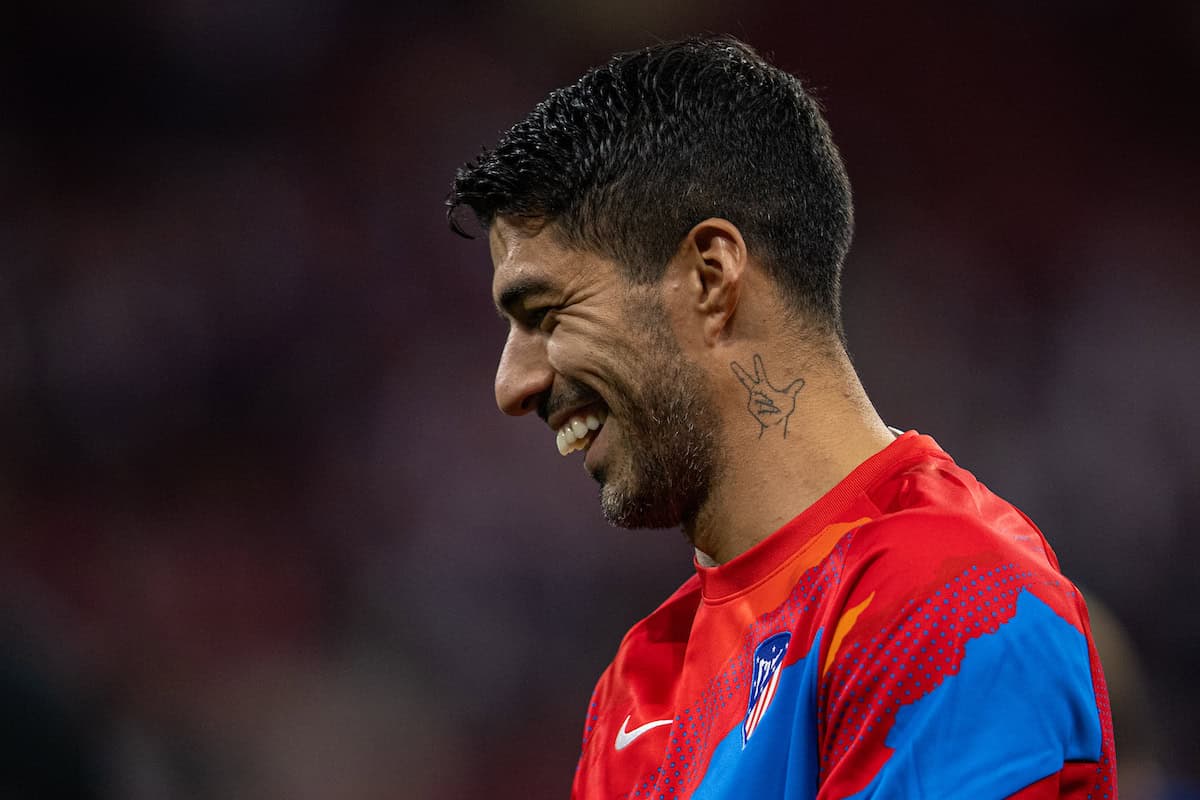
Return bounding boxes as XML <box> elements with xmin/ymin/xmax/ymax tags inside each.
<box><xmin>686</xmin><ymin>360</ymin><xmax>896</xmax><ymax>565</ymax></box>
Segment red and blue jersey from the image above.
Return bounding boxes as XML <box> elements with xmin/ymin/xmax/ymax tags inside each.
<box><xmin>572</xmin><ymin>431</ymin><xmax>1116</xmax><ymax>799</ymax></box>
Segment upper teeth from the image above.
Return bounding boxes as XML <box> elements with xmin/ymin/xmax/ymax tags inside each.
<box><xmin>556</xmin><ymin>410</ymin><xmax>606</xmax><ymax>456</ymax></box>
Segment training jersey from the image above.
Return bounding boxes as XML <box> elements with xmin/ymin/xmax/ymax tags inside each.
<box><xmin>571</xmin><ymin>431</ymin><xmax>1116</xmax><ymax>799</ymax></box>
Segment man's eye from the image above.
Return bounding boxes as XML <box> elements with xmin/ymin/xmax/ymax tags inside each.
<box><xmin>527</xmin><ymin>307</ymin><xmax>556</xmax><ymax>330</ymax></box>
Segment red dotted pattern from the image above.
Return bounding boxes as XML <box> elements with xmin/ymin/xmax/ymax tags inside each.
<box><xmin>580</xmin><ymin>699</ymin><xmax>600</xmax><ymax>756</ymax></box>
<box><xmin>819</xmin><ymin>560</ymin><xmax>1078</xmax><ymax>783</ymax></box>
<box><xmin>628</xmin><ymin>538</ymin><xmax>851</xmax><ymax>799</ymax></box>
<box><xmin>1086</xmin><ymin>632</ymin><xmax>1117</xmax><ymax>799</ymax></box>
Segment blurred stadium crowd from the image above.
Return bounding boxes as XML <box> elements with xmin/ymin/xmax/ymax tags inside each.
<box><xmin>0</xmin><ymin>1</ymin><xmax>1197</xmax><ymax>797</ymax></box>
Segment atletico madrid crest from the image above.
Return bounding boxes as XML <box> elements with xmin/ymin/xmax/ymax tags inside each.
<box><xmin>742</xmin><ymin>632</ymin><xmax>792</xmax><ymax>747</ymax></box>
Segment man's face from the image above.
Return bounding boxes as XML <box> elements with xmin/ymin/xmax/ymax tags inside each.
<box><xmin>490</xmin><ymin>219</ymin><xmax>722</xmax><ymax>529</ymax></box>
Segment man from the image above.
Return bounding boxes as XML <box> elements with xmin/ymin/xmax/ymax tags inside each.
<box><xmin>448</xmin><ymin>36</ymin><xmax>1116</xmax><ymax>799</ymax></box>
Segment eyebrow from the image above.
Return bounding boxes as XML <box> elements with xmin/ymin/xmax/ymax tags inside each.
<box><xmin>495</xmin><ymin>276</ymin><xmax>556</xmax><ymax>321</ymax></box>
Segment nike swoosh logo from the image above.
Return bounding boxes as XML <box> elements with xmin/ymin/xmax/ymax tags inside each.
<box><xmin>614</xmin><ymin>714</ymin><xmax>673</xmax><ymax>751</ymax></box>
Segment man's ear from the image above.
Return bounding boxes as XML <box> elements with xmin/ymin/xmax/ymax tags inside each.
<box><xmin>680</xmin><ymin>218</ymin><xmax>747</xmax><ymax>344</ymax></box>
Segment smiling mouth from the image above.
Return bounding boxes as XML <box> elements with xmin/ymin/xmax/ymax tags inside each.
<box><xmin>555</xmin><ymin>409</ymin><xmax>607</xmax><ymax>455</ymax></box>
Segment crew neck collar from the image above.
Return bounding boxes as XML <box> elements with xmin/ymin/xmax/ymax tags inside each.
<box><xmin>694</xmin><ymin>430</ymin><xmax>945</xmax><ymax>602</ymax></box>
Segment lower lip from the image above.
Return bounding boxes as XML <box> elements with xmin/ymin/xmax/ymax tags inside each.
<box><xmin>584</xmin><ymin>420</ymin><xmax>610</xmax><ymax>473</ymax></box>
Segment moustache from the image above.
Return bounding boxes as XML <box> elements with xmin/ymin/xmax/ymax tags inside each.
<box><xmin>538</xmin><ymin>381</ymin><xmax>605</xmax><ymax>425</ymax></box>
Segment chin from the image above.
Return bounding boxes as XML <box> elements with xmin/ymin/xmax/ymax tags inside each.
<box><xmin>598</xmin><ymin>473</ymin><xmax>691</xmax><ymax>530</ymax></box>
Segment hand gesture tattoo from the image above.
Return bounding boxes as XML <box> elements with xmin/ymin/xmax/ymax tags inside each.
<box><xmin>731</xmin><ymin>354</ymin><xmax>805</xmax><ymax>439</ymax></box>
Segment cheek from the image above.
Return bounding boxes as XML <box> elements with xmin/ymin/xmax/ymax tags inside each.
<box><xmin>546</xmin><ymin>331</ymin><xmax>630</xmax><ymax>397</ymax></box>
<box><xmin>546</xmin><ymin>335</ymin><xmax>607</xmax><ymax>390</ymax></box>
<box><xmin>544</xmin><ymin>334</ymin><xmax>575</xmax><ymax>375</ymax></box>
<box><xmin>546</xmin><ymin>320</ymin><xmax>613</xmax><ymax>374</ymax></box>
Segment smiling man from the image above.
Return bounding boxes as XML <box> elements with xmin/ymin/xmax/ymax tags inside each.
<box><xmin>449</xmin><ymin>36</ymin><xmax>1116</xmax><ymax>800</ymax></box>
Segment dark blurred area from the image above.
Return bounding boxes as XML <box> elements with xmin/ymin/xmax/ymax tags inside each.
<box><xmin>0</xmin><ymin>1</ymin><xmax>1197</xmax><ymax>798</ymax></box>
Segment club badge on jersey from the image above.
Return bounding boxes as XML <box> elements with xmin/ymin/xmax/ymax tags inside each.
<box><xmin>742</xmin><ymin>632</ymin><xmax>791</xmax><ymax>747</ymax></box>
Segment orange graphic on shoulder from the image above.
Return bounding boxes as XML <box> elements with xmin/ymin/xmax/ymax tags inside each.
<box><xmin>824</xmin><ymin>591</ymin><xmax>875</xmax><ymax>676</ymax></box>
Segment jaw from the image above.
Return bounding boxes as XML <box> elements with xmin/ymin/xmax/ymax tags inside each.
<box><xmin>593</xmin><ymin>418</ymin><xmax>718</xmax><ymax>532</ymax></box>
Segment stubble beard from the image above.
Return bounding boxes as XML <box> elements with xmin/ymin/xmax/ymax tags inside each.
<box><xmin>594</xmin><ymin>336</ymin><xmax>723</xmax><ymax>531</ymax></box>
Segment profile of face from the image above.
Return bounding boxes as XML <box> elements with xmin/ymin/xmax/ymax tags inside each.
<box><xmin>490</xmin><ymin>219</ymin><xmax>722</xmax><ymax>529</ymax></box>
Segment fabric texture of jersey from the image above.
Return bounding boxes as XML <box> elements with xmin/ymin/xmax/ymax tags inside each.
<box><xmin>571</xmin><ymin>431</ymin><xmax>1116</xmax><ymax>800</ymax></box>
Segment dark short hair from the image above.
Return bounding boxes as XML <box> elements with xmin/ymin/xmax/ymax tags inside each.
<box><xmin>448</xmin><ymin>35</ymin><xmax>854</xmax><ymax>339</ymax></box>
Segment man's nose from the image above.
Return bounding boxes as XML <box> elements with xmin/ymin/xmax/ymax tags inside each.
<box><xmin>495</xmin><ymin>328</ymin><xmax>553</xmax><ymax>416</ymax></box>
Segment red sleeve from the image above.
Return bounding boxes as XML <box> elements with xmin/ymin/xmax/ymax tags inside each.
<box><xmin>816</xmin><ymin>517</ymin><xmax>1116</xmax><ymax>799</ymax></box>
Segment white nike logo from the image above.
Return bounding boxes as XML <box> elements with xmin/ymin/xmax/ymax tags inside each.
<box><xmin>614</xmin><ymin>714</ymin><xmax>673</xmax><ymax>751</ymax></box>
